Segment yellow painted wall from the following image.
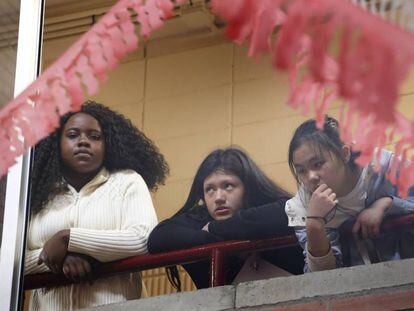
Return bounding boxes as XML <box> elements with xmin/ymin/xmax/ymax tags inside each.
<box><xmin>40</xmin><ymin>30</ymin><xmax>414</xmax><ymax>297</ymax></box>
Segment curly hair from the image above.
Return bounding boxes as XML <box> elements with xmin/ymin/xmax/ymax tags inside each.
<box><xmin>30</xmin><ymin>100</ymin><xmax>169</xmax><ymax>214</ymax></box>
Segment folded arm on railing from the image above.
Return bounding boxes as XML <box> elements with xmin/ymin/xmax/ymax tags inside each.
<box><xmin>24</xmin><ymin>214</ymin><xmax>414</xmax><ymax>290</ymax></box>
<box><xmin>24</xmin><ymin>235</ymin><xmax>298</xmax><ymax>290</ymax></box>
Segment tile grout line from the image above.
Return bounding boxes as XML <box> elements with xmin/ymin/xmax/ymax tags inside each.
<box><xmin>230</xmin><ymin>44</ymin><xmax>235</xmax><ymax>144</ymax></box>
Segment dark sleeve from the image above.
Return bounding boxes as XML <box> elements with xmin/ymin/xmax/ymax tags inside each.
<box><xmin>207</xmin><ymin>199</ymin><xmax>294</xmax><ymax>240</ymax></box>
<box><xmin>147</xmin><ymin>213</ymin><xmax>219</xmax><ymax>253</ymax></box>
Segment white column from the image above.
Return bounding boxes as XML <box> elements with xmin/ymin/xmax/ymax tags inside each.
<box><xmin>0</xmin><ymin>0</ymin><xmax>44</xmax><ymax>310</ymax></box>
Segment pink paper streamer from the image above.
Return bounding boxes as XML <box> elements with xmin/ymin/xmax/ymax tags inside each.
<box><xmin>0</xmin><ymin>0</ymin><xmax>186</xmax><ymax>176</ymax></box>
<box><xmin>212</xmin><ymin>0</ymin><xmax>414</xmax><ymax>195</ymax></box>
<box><xmin>2</xmin><ymin>0</ymin><xmax>414</xmax><ymax>195</ymax></box>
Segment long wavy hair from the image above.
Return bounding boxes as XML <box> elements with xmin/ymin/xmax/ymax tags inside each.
<box><xmin>167</xmin><ymin>147</ymin><xmax>290</xmax><ymax>291</ymax></box>
<box><xmin>30</xmin><ymin>100</ymin><xmax>169</xmax><ymax>214</ymax></box>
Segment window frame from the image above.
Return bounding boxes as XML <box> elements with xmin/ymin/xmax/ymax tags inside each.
<box><xmin>0</xmin><ymin>0</ymin><xmax>44</xmax><ymax>309</ymax></box>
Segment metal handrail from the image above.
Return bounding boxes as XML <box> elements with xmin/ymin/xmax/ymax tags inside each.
<box><xmin>23</xmin><ymin>213</ymin><xmax>414</xmax><ymax>290</ymax></box>
<box><xmin>24</xmin><ymin>235</ymin><xmax>298</xmax><ymax>290</ymax></box>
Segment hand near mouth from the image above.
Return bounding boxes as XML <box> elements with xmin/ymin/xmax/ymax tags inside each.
<box><xmin>307</xmin><ymin>184</ymin><xmax>337</xmax><ymax>224</ymax></box>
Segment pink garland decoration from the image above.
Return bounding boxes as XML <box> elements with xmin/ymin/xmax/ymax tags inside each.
<box><xmin>211</xmin><ymin>0</ymin><xmax>414</xmax><ymax>195</ymax></box>
<box><xmin>2</xmin><ymin>0</ymin><xmax>414</xmax><ymax>195</ymax></box>
<box><xmin>0</xmin><ymin>0</ymin><xmax>186</xmax><ymax>177</ymax></box>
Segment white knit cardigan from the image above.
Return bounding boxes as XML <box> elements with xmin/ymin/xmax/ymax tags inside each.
<box><xmin>25</xmin><ymin>168</ymin><xmax>158</xmax><ymax>311</ymax></box>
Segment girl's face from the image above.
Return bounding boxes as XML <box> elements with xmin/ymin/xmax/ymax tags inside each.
<box><xmin>203</xmin><ymin>170</ymin><xmax>246</xmax><ymax>220</ymax></box>
<box><xmin>60</xmin><ymin>113</ymin><xmax>105</xmax><ymax>176</ymax></box>
<box><xmin>292</xmin><ymin>142</ymin><xmax>350</xmax><ymax>196</ymax></box>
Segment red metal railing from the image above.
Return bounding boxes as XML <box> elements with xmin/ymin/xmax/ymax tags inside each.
<box><xmin>24</xmin><ymin>235</ymin><xmax>298</xmax><ymax>290</ymax></box>
<box><xmin>24</xmin><ymin>214</ymin><xmax>414</xmax><ymax>290</ymax></box>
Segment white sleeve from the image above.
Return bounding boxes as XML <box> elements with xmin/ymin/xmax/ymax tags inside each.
<box><xmin>285</xmin><ymin>191</ymin><xmax>307</xmax><ymax>227</ymax></box>
<box><xmin>68</xmin><ymin>173</ymin><xmax>158</xmax><ymax>262</ymax></box>
<box><xmin>25</xmin><ymin>248</ymin><xmax>50</xmax><ymax>275</ymax></box>
<box><xmin>307</xmin><ymin>247</ymin><xmax>337</xmax><ymax>272</ymax></box>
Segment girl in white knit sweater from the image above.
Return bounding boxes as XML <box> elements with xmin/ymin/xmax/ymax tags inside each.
<box><xmin>25</xmin><ymin>101</ymin><xmax>168</xmax><ymax>310</ymax></box>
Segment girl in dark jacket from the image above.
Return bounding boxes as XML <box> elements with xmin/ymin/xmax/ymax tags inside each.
<box><xmin>148</xmin><ymin>147</ymin><xmax>304</xmax><ymax>289</ymax></box>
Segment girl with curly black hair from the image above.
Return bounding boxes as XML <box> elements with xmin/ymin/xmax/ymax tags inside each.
<box><xmin>25</xmin><ymin>100</ymin><xmax>168</xmax><ymax>310</ymax></box>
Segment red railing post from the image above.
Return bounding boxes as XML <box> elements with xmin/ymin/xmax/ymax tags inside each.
<box><xmin>210</xmin><ymin>248</ymin><xmax>226</xmax><ymax>287</ymax></box>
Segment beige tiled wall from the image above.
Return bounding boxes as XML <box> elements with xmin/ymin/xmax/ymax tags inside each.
<box><xmin>41</xmin><ymin>34</ymin><xmax>414</xmax><ymax>297</ymax></box>
<box><xmin>142</xmin><ymin>43</ymin><xmax>305</xmax><ymax>220</ymax></box>
<box><xmin>41</xmin><ymin>36</ymin><xmax>414</xmax><ymax>223</ymax></box>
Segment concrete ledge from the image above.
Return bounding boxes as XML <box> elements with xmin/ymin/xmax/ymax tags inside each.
<box><xmin>81</xmin><ymin>258</ymin><xmax>414</xmax><ymax>310</ymax></box>
<box><xmin>83</xmin><ymin>285</ymin><xmax>235</xmax><ymax>311</ymax></box>
<box><xmin>235</xmin><ymin>258</ymin><xmax>414</xmax><ymax>308</ymax></box>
